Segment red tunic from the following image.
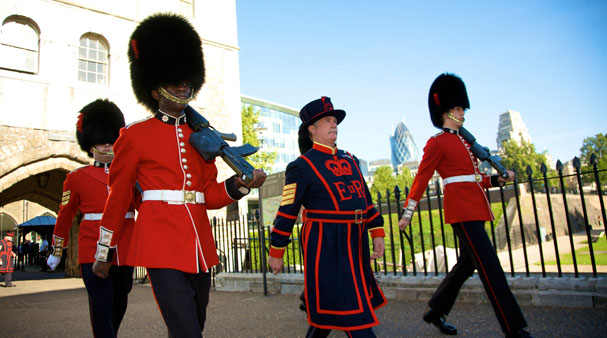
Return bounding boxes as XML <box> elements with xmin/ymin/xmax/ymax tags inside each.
<box><xmin>0</xmin><ymin>239</ymin><xmax>14</xmax><ymax>273</ymax></box>
<box><xmin>404</xmin><ymin>130</ymin><xmax>495</xmax><ymax>223</ymax></box>
<box><xmin>53</xmin><ymin>164</ymin><xmax>137</xmax><ymax>265</ymax></box>
<box><xmin>100</xmin><ymin>115</ymin><xmax>239</xmax><ymax>274</ymax></box>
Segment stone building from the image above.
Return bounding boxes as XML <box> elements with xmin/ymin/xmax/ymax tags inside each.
<box><xmin>0</xmin><ymin>0</ymin><xmax>244</xmax><ymax>261</ymax></box>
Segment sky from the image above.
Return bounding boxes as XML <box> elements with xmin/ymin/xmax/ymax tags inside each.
<box><xmin>235</xmin><ymin>0</ymin><xmax>607</xmax><ymax>165</ymax></box>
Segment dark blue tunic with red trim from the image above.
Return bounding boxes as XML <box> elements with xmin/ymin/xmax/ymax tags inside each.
<box><xmin>270</xmin><ymin>142</ymin><xmax>387</xmax><ymax>331</ymax></box>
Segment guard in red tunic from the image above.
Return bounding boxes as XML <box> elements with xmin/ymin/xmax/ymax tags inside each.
<box><xmin>46</xmin><ymin>99</ymin><xmax>138</xmax><ymax>338</ymax></box>
<box><xmin>0</xmin><ymin>231</ymin><xmax>17</xmax><ymax>287</ymax></box>
<box><xmin>398</xmin><ymin>73</ymin><xmax>533</xmax><ymax>338</ymax></box>
<box><xmin>268</xmin><ymin>97</ymin><xmax>387</xmax><ymax>338</ymax></box>
<box><xmin>91</xmin><ymin>13</ymin><xmax>266</xmax><ymax>338</ymax></box>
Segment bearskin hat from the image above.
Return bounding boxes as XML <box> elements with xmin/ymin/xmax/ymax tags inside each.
<box><xmin>428</xmin><ymin>73</ymin><xmax>470</xmax><ymax>128</ymax></box>
<box><xmin>297</xmin><ymin>97</ymin><xmax>346</xmax><ymax>154</ymax></box>
<box><xmin>76</xmin><ymin>99</ymin><xmax>125</xmax><ymax>157</ymax></box>
<box><xmin>128</xmin><ymin>13</ymin><xmax>205</xmax><ymax>112</ymax></box>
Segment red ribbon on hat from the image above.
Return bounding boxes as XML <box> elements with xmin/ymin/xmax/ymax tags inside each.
<box><xmin>321</xmin><ymin>96</ymin><xmax>333</xmax><ymax>112</ymax></box>
<box><xmin>131</xmin><ymin>39</ymin><xmax>139</xmax><ymax>59</ymax></box>
<box><xmin>76</xmin><ymin>112</ymin><xmax>84</xmax><ymax>133</ymax></box>
<box><xmin>433</xmin><ymin>93</ymin><xmax>440</xmax><ymax>106</ymax></box>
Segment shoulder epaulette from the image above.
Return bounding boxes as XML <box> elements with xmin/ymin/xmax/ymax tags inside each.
<box><xmin>125</xmin><ymin>117</ymin><xmax>151</xmax><ymax>129</ymax></box>
<box><xmin>69</xmin><ymin>165</ymin><xmax>91</xmax><ymax>175</ymax></box>
<box><xmin>431</xmin><ymin>131</ymin><xmax>445</xmax><ymax>138</ymax></box>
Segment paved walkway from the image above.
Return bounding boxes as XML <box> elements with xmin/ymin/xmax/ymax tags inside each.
<box><xmin>1</xmin><ymin>267</ymin><xmax>606</xmax><ymax>337</ymax></box>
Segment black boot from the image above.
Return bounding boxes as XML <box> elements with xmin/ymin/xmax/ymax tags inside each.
<box><xmin>299</xmin><ymin>290</ymin><xmax>306</xmax><ymax>312</ymax></box>
<box><xmin>423</xmin><ymin>308</ymin><xmax>457</xmax><ymax>335</ymax></box>
<box><xmin>506</xmin><ymin>329</ymin><xmax>534</xmax><ymax>338</ymax></box>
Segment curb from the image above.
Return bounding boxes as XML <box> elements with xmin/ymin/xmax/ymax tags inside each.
<box><xmin>215</xmin><ymin>272</ymin><xmax>607</xmax><ymax>308</ymax></box>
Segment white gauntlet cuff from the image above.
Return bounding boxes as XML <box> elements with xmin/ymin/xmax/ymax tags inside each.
<box><xmin>94</xmin><ymin>226</ymin><xmax>115</xmax><ymax>263</ymax></box>
<box><xmin>51</xmin><ymin>235</ymin><xmax>65</xmax><ymax>257</ymax></box>
<box><xmin>403</xmin><ymin>200</ymin><xmax>418</xmax><ymax>220</ymax></box>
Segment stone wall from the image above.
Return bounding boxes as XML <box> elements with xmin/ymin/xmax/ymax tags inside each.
<box><xmin>215</xmin><ymin>273</ymin><xmax>607</xmax><ymax>309</ymax></box>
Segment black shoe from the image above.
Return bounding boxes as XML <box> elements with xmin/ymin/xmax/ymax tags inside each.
<box><xmin>423</xmin><ymin>309</ymin><xmax>457</xmax><ymax>335</ymax></box>
<box><xmin>299</xmin><ymin>291</ymin><xmax>306</xmax><ymax>312</ymax></box>
<box><xmin>506</xmin><ymin>329</ymin><xmax>534</xmax><ymax>338</ymax></box>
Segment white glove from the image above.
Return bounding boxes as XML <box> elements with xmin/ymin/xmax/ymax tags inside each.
<box><xmin>47</xmin><ymin>255</ymin><xmax>61</xmax><ymax>270</ymax></box>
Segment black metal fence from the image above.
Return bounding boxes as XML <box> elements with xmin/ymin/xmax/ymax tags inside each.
<box><xmin>207</xmin><ymin>156</ymin><xmax>606</xmax><ymax>285</ymax></box>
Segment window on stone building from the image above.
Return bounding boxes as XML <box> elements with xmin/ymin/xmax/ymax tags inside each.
<box><xmin>78</xmin><ymin>34</ymin><xmax>109</xmax><ymax>85</ymax></box>
<box><xmin>0</xmin><ymin>16</ymin><xmax>40</xmax><ymax>74</ymax></box>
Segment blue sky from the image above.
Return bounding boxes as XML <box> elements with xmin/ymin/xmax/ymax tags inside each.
<box><xmin>236</xmin><ymin>1</ymin><xmax>607</xmax><ymax>165</ymax></box>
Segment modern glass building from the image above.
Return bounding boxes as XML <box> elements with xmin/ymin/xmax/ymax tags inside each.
<box><xmin>241</xmin><ymin>95</ymin><xmax>300</xmax><ymax>174</ymax></box>
<box><xmin>390</xmin><ymin>120</ymin><xmax>419</xmax><ymax>171</ymax></box>
<box><xmin>496</xmin><ymin>110</ymin><xmax>531</xmax><ymax>149</ymax></box>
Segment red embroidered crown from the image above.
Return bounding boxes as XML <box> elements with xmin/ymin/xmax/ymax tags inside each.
<box><xmin>325</xmin><ymin>156</ymin><xmax>352</xmax><ymax>176</ymax></box>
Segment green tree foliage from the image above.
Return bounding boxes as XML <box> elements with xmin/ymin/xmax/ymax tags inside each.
<box><xmin>580</xmin><ymin>133</ymin><xmax>607</xmax><ymax>184</ymax></box>
<box><xmin>395</xmin><ymin>166</ymin><xmax>414</xmax><ymax>194</ymax></box>
<box><xmin>500</xmin><ymin>139</ymin><xmax>548</xmax><ymax>181</ymax></box>
<box><xmin>370</xmin><ymin>166</ymin><xmax>396</xmax><ymax>202</ymax></box>
<box><xmin>241</xmin><ymin>105</ymin><xmax>277</xmax><ymax>172</ymax></box>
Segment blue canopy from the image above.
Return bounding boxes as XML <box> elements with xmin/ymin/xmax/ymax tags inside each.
<box><xmin>18</xmin><ymin>215</ymin><xmax>56</xmax><ymax>227</ymax></box>
<box><xmin>16</xmin><ymin>216</ymin><xmax>56</xmax><ymax>239</ymax></box>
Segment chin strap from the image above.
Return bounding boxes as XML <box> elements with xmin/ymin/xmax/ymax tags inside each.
<box><xmin>446</xmin><ymin>112</ymin><xmax>464</xmax><ymax>123</ymax></box>
<box><xmin>94</xmin><ymin>226</ymin><xmax>115</xmax><ymax>263</ymax></box>
<box><xmin>158</xmin><ymin>87</ymin><xmax>194</xmax><ymax>105</ymax></box>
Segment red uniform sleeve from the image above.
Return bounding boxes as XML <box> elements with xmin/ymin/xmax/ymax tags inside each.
<box><xmin>53</xmin><ymin>173</ymin><xmax>80</xmax><ymax>247</ymax></box>
<box><xmin>199</xmin><ymin>159</ymin><xmax>239</xmax><ymax>210</ymax></box>
<box><xmin>403</xmin><ymin>137</ymin><xmax>443</xmax><ymax>214</ymax></box>
<box><xmin>100</xmin><ymin>128</ymin><xmax>138</xmax><ymax>246</ymax></box>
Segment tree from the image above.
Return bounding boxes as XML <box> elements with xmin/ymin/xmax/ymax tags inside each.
<box><xmin>370</xmin><ymin>166</ymin><xmax>397</xmax><ymax>203</ymax></box>
<box><xmin>241</xmin><ymin>105</ymin><xmax>277</xmax><ymax>172</ymax></box>
<box><xmin>395</xmin><ymin>166</ymin><xmax>413</xmax><ymax>193</ymax></box>
<box><xmin>500</xmin><ymin>139</ymin><xmax>548</xmax><ymax>181</ymax></box>
<box><xmin>580</xmin><ymin>133</ymin><xmax>607</xmax><ymax>184</ymax></box>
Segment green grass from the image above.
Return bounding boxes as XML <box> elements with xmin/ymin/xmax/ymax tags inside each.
<box><xmin>544</xmin><ymin>236</ymin><xmax>607</xmax><ymax>266</ymax></box>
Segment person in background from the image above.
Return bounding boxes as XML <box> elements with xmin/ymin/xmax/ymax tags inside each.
<box><xmin>268</xmin><ymin>97</ymin><xmax>387</xmax><ymax>338</ymax></box>
<box><xmin>47</xmin><ymin>99</ymin><xmax>138</xmax><ymax>338</ymax></box>
<box><xmin>38</xmin><ymin>235</ymin><xmax>49</xmax><ymax>272</ymax></box>
<box><xmin>398</xmin><ymin>73</ymin><xmax>532</xmax><ymax>338</ymax></box>
<box><xmin>0</xmin><ymin>232</ymin><xmax>17</xmax><ymax>287</ymax></box>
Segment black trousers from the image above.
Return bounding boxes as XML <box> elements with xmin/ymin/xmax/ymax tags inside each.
<box><xmin>428</xmin><ymin>221</ymin><xmax>527</xmax><ymax>335</ymax></box>
<box><xmin>81</xmin><ymin>263</ymin><xmax>134</xmax><ymax>338</ymax></box>
<box><xmin>147</xmin><ymin>268</ymin><xmax>211</xmax><ymax>338</ymax></box>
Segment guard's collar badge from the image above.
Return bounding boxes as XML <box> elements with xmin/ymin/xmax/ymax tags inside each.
<box><xmin>155</xmin><ymin>110</ymin><xmax>187</xmax><ymax>125</ymax></box>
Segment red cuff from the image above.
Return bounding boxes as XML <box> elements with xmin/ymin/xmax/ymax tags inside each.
<box><xmin>369</xmin><ymin>227</ymin><xmax>385</xmax><ymax>238</ymax></box>
<box><xmin>269</xmin><ymin>246</ymin><xmax>286</xmax><ymax>258</ymax></box>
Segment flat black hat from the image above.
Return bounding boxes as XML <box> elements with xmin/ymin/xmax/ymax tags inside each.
<box><xmin>76</xmin><ymin>99</ymin><xmax>125</xmax><ymax>157</ymax></box>
<box><xmin>297</xmin><ymin>97</ymin><xmax>345</xmax><ymax>154</ymax></box>
<box><xmin>128</xmin><ymin>13</ymin><xmax>205</xmax><ymax>112</ymax></box>
<box><xmin>428</xmin><ymin>73</ymin><xmax>470</xmax><ymax>128</ymax></box>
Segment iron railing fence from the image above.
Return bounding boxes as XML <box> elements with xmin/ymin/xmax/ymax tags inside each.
<box><xmin>133</xmin><ymin>155</ymin><xmax>606</xmax><ymax>284</ymax></box>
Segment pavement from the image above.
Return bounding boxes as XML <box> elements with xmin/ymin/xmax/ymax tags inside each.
<box><xmin>1</xmin><ymin>266</ymin><xmax>607</xmax><ymax>337</ymax></box>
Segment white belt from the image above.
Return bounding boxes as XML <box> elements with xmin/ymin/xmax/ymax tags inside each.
<box><xmin>83</xmin><ymin>211</ymin><xmax>134</xmax><ymax>221</ymax></box>
<box><xmin>142</xmin><ymin>190</ymin><xmax>205</xmax><ymax>204</ymax></box>
<box><xmin>443</xmin><ymin>174</ymin><xmax>482</xmax><ymax>186</ymax></box>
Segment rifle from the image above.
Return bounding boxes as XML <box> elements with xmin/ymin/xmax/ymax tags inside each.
<box><xmin>458</xmin><ymin>127</ymin><xmax>510</xmax><ymax>179</ymax></box>
<box><xmin>185</xmin><ymin>106</ymin><xmax>258</xmax><ymax>183</ymax></box>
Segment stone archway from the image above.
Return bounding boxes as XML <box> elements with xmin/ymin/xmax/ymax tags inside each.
<box><xmin>1</xmin><ymin>125</ymin><xmax>90</xmax><ymax>276</ymax></box>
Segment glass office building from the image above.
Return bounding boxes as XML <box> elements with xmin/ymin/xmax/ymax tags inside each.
<box><xmin>390</xmin><ymin>120</ymin><xmax>419</xmax><ymax>171</ymax></box>
<box><xmin>241</xmin><ymin>95</ymin><xmax>300</xmax><ymax>174</ymax></box>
